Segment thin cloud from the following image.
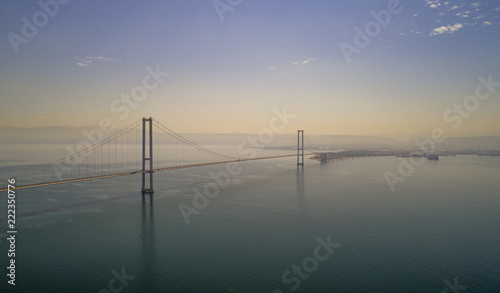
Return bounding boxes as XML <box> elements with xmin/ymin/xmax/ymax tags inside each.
<box><xmin>75</xmin><ymin>56</ymin><xmax>116</xmax><ymax>67</ymax></box>
<box><xmin>430</xmin><ymin>23</ymin><xmax>464</xmax><ymax>36</ymax></box>
<box><xmin>425</xmin><ymin>0</ymin><xmax>441</xmax><ymax>8</ymax></box>
<box><xmin>293</xmin><ymin>58</ymin><xmax>315</xmax><ymax>66</ymax></box>
<box><xmin>76</xmin><ymin>62</ymin><xmax>89</xmax><ymax>67</ymax></box>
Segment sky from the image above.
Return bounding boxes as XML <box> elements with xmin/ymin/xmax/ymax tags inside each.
<box><xmin>1</xmin><ymin>0</ymin><xmax>499</xmax><ymax>136</ymax></box>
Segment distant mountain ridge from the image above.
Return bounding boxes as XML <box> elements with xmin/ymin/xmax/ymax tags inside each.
<box><xmin>1</xmin><ymin>126</ymin><xmax>499</xmax><ymax>151</ymax></box>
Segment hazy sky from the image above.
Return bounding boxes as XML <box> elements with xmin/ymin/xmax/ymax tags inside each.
<box><xmin>1</xmin><ymin>0</ymin><xmax>499</xmax><ymax>136</ymax></box>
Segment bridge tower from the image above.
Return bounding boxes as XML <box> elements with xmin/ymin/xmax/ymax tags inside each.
<box><xmin>142</xmin><ymin>117</ymin><xmax>154</xmax><ymax>195</ymax></box>
<box><xmin>320</xmin><ymin>153</ymin><xmax>328</xmax><ymax>163</ymax></box>
<box><xmin>297</xmin><ymin>130</ymin><xmax>304</xmax><ymax>167</ymax></box>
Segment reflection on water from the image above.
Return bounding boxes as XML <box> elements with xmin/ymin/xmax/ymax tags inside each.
<box><xmin>296</xmin><ymin>166</ymin><xmax>307</xmax><ymax>222</ymax></box>
<box><xmin>140</xmin><ymin>193</ymin><xmax>157</xmax><ymax>291</ymax></box>
<box><xmin>296</xmin><ymin>165</ymin><xmax>305</xmax><ymax>199</ymax></box>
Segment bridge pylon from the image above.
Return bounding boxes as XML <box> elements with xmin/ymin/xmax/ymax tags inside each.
<box><xmin>297</xmin><ymin>130</ymin><xmax>304</xmax><ymax>167</ymax></box>
<box><xmin>142</xmin><ymin>117</ymin><xmax>154</xmax><ymax>195</ymax></box>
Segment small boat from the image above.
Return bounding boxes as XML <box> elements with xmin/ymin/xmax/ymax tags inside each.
<box><xmin>427</xmin><ymin>154</ymin><xmax>439</xmax><ymax>160</ymax></box>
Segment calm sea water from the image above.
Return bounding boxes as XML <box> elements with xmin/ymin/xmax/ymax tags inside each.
<box><xmin>1</xmin><ymin>155</ymin><xmax>499</xmax><ymax>292</ymax></box>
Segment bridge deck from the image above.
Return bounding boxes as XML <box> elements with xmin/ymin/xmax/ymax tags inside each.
<box><xmin>0</xmin><ymin>154</ymin><xmax>309</xmax><ymax>192</ymax></box>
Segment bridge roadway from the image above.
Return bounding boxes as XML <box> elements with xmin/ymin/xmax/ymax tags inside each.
<box><xmin>0</xmin><ymin>154</ymin><xmax>311</xmax><ymax>192</ymax></box>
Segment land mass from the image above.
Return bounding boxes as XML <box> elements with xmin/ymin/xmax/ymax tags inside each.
<box><xmin>308</xmin><ymin>149</ymin><xmax>500</xmax><ymax>162</ymax></box>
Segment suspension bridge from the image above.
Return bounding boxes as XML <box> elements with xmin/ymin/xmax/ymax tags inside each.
<box><xmin>0</xmin><ymin>117</ymin><xmax>320</xmax><ymax>194</ymax></box>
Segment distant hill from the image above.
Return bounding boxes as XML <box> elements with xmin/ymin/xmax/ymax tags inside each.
<box><xmin>0</xmin><ymin>126</ymin><xmax>90</xmax><ymax>144</ymax></box>
<box><xmin>394</xmin><ymin>136</ymin><xmax>500</xmax><ymax>151</ymax></box>
<box><xmin>431</xmin><ymin>136</ymin><xmax>500</xmax><ymax>151</ymax></box>
<box><xmin>1</xmin><ymin>126</ymin><xmax>499</xmax><ymax>151</ymax></box>
<box><xmin>300</xmin><ymin>134</ymin><xmax>400</xmax><ymax>150</ymax></box>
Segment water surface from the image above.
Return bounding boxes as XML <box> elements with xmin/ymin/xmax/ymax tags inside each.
<box><xmin>1</xmin><ymin>156</ymin><xmax>499</xmax><ymax>292</ymax></box>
